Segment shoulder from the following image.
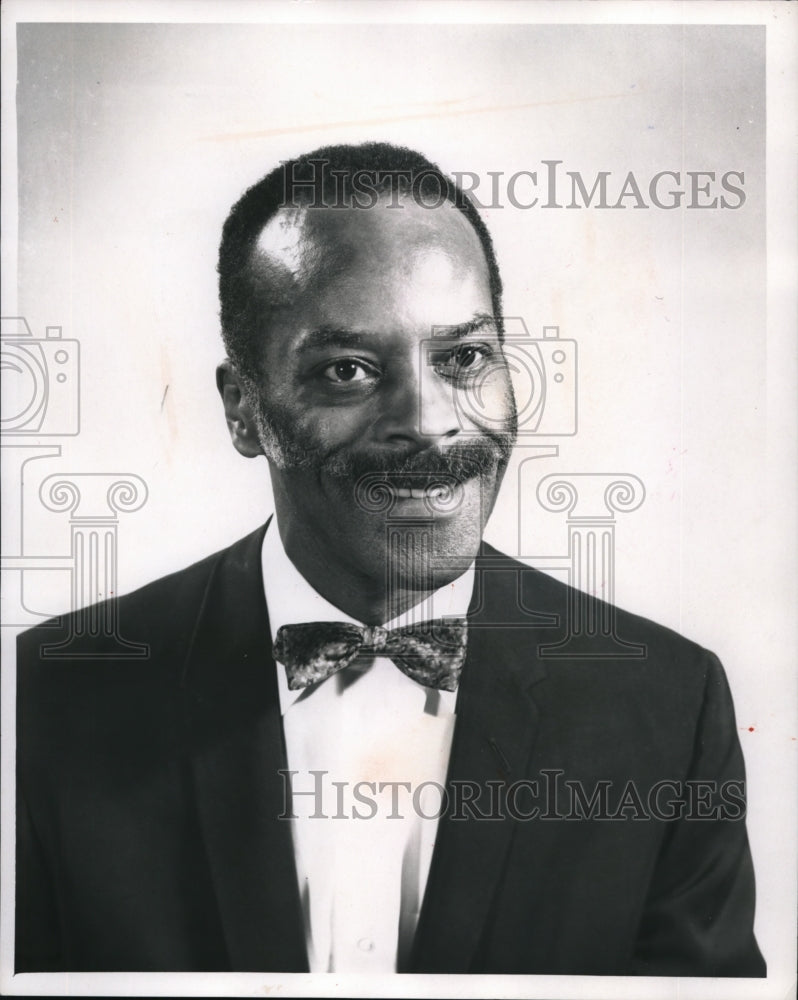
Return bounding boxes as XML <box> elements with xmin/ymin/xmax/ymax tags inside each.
<box><xmin>476</xmin><ymin>541</ymin><xmax>724</xmax><ymax>692</ymax></box>
<box><xmin>16</xmin><ymin>524</ymin><xmax>268</xmax><ymax>768</ymax></box>
<box><xmin>17</xmin><ymin>523</ymin><xmax>267</xmax><ymax>670</ymax></box>
<box><xmin>477</xmin><ymin>545</ymin><xmax>742</xmax><ymax>781</ymax></box>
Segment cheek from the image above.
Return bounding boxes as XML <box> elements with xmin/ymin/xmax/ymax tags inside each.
<box><xmin>305</xmin><ymin>406</ymin><xmax>374</xmax><ymax>448</ymax></box>
<box><xmin>267</xmin><ymin>383</ymin><xmax>373</xmax><ymax>448</ymax></box>
<box><xmin>454</xmin><ymin>366</ymin><xmax>516</xmax><ymax>431</ymax></box>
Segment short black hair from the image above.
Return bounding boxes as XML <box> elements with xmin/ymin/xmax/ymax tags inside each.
<box><xmin>217</xmin><ymin>141</ymin><xmax>504</xmax><ymax>383</ymax></box>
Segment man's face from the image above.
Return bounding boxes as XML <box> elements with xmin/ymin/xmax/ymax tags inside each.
<box><xmin>239</xmin><ymin>195</ymin><xmax>516</xmax><ymax>596</ymax></box>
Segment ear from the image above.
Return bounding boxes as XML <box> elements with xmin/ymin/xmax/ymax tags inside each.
<box><xmin>216</xmin><ymin>361</ymin><xmax>263</xmax><ymax>459</ymax></box>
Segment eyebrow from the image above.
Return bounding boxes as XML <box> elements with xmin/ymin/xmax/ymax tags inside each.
<box><xmin>295</xmin><ymin>313</ymin><xmax>499</xmax><ymax>355</ymax></box>
<box><xmin>295</xmin><ymin>328</ymin><xmax>372</xmax><ymax>355</ymax></box>
<box><xmin>431</xmin><ymin>312</ymin><xmax>498</xmax><ymax>340</ymax></box>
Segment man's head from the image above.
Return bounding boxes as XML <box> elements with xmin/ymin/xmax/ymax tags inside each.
<box><xmin>216</xmin><ymin>142</ymin><xmax>517</xmax><ymax>619</ymax></box>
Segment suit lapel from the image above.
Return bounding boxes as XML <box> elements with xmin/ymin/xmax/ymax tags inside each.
<box><xmin>409</xmin><ymin>546</ymin><xmax>552</xmax><ymax>972</ymax></box>
<box><xmin>181</xmin><ymin>523</ymin><xmax>309</xmax><ymax>972</ymax></box>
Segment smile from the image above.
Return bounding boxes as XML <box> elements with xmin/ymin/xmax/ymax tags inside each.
<box><xmin>392</xmin><ymin>485</ymin><xmax>451</xmax><ymax>500</ymax></box>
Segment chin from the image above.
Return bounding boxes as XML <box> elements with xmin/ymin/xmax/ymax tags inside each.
<box><xmin>333</xmin><ymin>473</ymin><xmax>496</xmax><ymax>592</ymax></box>
<box><xmin>376</xmin><ymin>510</ymin><xmax>485</xmax><ymax>594</ymax></box>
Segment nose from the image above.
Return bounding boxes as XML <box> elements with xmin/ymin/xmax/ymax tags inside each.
<box><xmin>374</xmin><ymin>359</ymin><xmax>461</xmax><ymax>450</ymax></box>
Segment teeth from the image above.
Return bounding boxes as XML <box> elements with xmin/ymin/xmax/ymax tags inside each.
<box><xmin>393</xmin><ymin>486</ymin><xmax>439</xmax><ymax>499</ymax></box>
<box><xmin>393</xmin><ymin>486</ymin><xmax>454</xmax><ymax>500</ymax></box>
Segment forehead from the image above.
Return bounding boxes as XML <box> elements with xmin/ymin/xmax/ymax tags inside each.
<box><xmin>249</xmin><ymin>197</ymin><xmax>493</xmax><ymax>334</ymax></box>
<box><xmin>299</xmin><ymin>195</ymin><xmax>486</xmax><ymax>264</ymax></box>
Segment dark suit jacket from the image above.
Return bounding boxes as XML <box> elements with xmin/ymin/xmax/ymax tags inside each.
<box><xmin>16</xmin><ymin>524</ymin><xmax>765</xmax><ymax>975</ymax></box>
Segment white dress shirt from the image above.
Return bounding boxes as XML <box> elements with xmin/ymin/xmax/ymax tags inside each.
<box><xmin>262</xmin><ymin>519</ymin><xmax>474</xmax><ymax>973</ymax></box>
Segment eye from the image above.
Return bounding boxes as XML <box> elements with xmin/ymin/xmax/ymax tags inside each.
<box><xmin>433</xmin><ymin>343</ymin><xmax>495</xmax><ymax>379</ymax></box>
<box><xmin>456</xmin><ymin>345</ymin><xmax>488</xmax><ymax>370</ymax></box>
<box><xmin>320</xmin><ymin>359</ymin><xmax>376</xmax><ymax>384</ymax></box>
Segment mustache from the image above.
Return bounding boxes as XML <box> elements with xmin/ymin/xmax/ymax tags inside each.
<box><xmin>319</xmin><ymin>434</ymin><xmax>513</xmax><ymax>485</ymax></box>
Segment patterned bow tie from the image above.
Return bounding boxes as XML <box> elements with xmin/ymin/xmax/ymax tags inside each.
<box><xmin>273</xmin><ymin>618</ymin><xmax>468</xmax><ymax>692</ymax></box>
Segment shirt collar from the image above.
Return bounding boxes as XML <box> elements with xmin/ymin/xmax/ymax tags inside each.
<box><xmin>261</xmin><ymin>517</ymin><xmax>475</xmax><ymax>712</ymax></box>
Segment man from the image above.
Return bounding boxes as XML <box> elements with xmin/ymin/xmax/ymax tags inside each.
<box><xmin>16</xmin><ymin>142</ymin><xmax>765</xmax><ymax>975</ymax></box>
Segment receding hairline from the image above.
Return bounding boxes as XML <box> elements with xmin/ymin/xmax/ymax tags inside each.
<box><xmin>248</xmin><ymin>191</ymin><xmax>493</xmax><ymax>288</ymax></box>
<box><xmin>218</xmin><ymin>141</ymin><xmax>505</xmax><ymax>380</ymax></box>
